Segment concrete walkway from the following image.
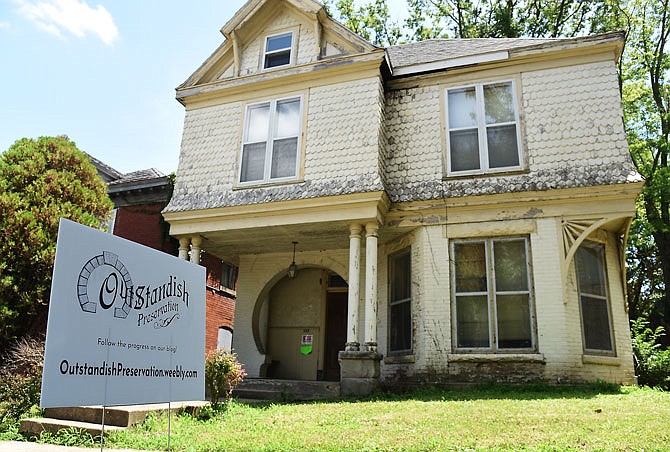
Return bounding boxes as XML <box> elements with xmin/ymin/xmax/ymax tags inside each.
<box><xmin>0</xmin><ymin>441</ymin><xmax>141</xmax><ymax>451</ymax></box>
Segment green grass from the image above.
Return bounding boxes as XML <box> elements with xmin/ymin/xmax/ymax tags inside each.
<box><xmin>8</xmin><ymin>385</ymin><xmax>670</xmax><ymax>451</ymax></box>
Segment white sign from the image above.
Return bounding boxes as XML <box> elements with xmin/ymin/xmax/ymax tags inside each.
<box><xmin>41</xmin><ymin>219</ymin><xmax>206</xmax><ymax>408</ymax></box>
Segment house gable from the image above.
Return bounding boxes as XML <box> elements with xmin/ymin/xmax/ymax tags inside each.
<box><xmin>181</xmin><ymin>0</ymin><xmax>375</xmax><ymax>88</ymax></box>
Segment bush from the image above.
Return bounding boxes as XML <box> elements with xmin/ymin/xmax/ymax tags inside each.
<box><xmin>205</xmin><ymin>350</ymin><xmax>246</xmax><ymax>411</ymax></box>
<box><xmin>0</xmin><ymin>337</ymin><xmax>45</xmax><ymax>424</ymax></box>
<box><xmin>631</xmin><ymin>318</ymin><xmax>670</xmax><ymax>390</ymax></box>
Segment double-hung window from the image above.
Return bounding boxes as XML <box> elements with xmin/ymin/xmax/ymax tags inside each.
<box><xmin>575</xmin><ymin>242</ymin><xmax>615</xmax><ymax>355</ymax></box>
<box><xmin>446</xmin><ymin>80</ymin><xmax>522</xmax><ymax>175</ymax></box>
<box><xmin>389</xmin><ymin>249</ymin><xmax>412</xmax><ymax>354</ymax></box>
<box><xmin>239</xmin><ymin>96</ymin><xmax>302</xmax><ymax>184</ymax></box>
<box><xmin>452</xmin><ymin>237</ymin><xmax>534</xmax><ymax>351</ymax></box>
<box><xmin>263</xmin><ymin>32</ymin><xmax>293</xmax><ymax>69</ymax></box>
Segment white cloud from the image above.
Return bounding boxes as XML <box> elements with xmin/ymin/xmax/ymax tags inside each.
<box><xmin>0</xmin><ymin>21</ymin><xmax>11</xmax><ymax>29</ymax></box>
<box><xmin>15</xmin><ymin>0</ymin><xmax>118</xmax><ymax>46</ymax></box>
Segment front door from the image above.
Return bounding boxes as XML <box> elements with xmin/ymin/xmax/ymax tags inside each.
<box><xmin>323</xmin><ymin>291</ymin><xmax>348</xmax><ymax>381</ymax></box>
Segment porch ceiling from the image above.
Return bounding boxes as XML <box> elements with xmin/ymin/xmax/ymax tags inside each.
<box><xmin>197</xmin><ymin>220</ymin><xmax>408</xmax><ymax>263</ymax></box>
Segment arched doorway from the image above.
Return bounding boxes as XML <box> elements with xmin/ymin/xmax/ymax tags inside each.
<box><xmin>264</xmin><ymin>268</ymin><xmax>347</xmax><ymax>381</ymax></box>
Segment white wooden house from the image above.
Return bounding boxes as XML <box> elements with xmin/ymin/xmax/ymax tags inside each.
<box><xmin>163</xmin><ymin>0</ymin><xmax>642</xmax><ymax>394</ymax></box>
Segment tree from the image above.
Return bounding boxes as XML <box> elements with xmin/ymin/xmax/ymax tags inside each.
<box><xmin>0</xmin><ymin>136</ymin><xmax>113</xmax><ymax>352</ymax></box>
<box><xmin>329</xmin><ymin>0</ymin><xmax>627</xmax><ymax>45</ymax></box>
<box><xmin>327</xmin><ymin>0</ymin><xmax>402</xmax><ymax>45</ymax></box>
<box><xmin>622</xmin><ymin>0</ymin><xmax>670</xmax><ymax>325</ymax></box>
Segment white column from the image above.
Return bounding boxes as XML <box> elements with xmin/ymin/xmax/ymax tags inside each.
<box><xmin>178</xmin><ymin>237</ymin><xmax>190</xmax><ymax>260</ymax></box>
<box><xmin>346</xmin><ymin>224</ymin><xmax>362</xmax><ymax>351</ymax></box>
<box><xmin>364</xmin><ymin>222</ymin><xmax>379</xmax><ymax>352</ymax></box>
<box><xmin>190</xmin><ymin>235</ymin><xmax>202</xmax><ymax>265</ymax></box>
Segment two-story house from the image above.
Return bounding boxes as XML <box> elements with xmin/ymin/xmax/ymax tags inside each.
<box><xmin>163</xmin><ymin>0</ymin><xmax>642</xmax><ymax>395</ymax></box>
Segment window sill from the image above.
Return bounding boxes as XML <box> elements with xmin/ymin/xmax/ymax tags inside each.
<box><xmin>448</xmin><ymin>353</ymin><xmax>545</xmax><ymax>364</ymax></box>
<box><xmin>233</xmin><ymin>179</ymin><xmax>304</xmax><ymax>190</ymax></box>
<box><xmin>582</xmin><ymin>355</ymin><xmax>620</xmax><ymax>366</ymax></box>
<box><xmin>384</xmin><ymin>354</ymin><xmax>415</xmax><ymax>364</ymax></box>
<box><xmin>443</xmin><ymin>168</ymin><xmax>529</xmax><ymax>181</ymax></box>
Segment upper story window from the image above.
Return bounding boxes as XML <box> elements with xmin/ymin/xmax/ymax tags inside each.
<box><xmin>575</xmin><ymin>242</ymin><xmax>615</xmax><ymax>355</ymax></box>
<box><xmin>263</xmin><ymin>32</ymin><xmax>294</xmax><ymax>69</ymax></box>
<box><xmin>239</xmin><ymin>96</ymin><xmax>302</xmax><ymax>185</ymax></box>
<box><xmin>446</xmin><ymin>80</ymin><xmax>522</xmax><ymax>175</ymax></box>
<box><xmin>451</xmin><ymin>237</ymin><xmax>534</xmax><ymax>352</ymax></box>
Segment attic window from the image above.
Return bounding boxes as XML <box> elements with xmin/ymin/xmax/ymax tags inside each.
<box><xmin>263</xmin><ymin>32</ymin><xmax>293</xmax><ymax>69</ymax></box>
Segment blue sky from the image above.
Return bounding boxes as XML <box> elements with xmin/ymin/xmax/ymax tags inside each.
<box><xmin>0</xmin><ymin>0</ymin><xmax>406</xmax><ymax>174</ymax></box>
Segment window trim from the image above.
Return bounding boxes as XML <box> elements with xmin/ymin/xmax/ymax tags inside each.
<box><xmin>237</xmin><ymin>95</ymin><xmax>303</xmax><ymax>186</ymax></box>
<box><xmin>450</xmin><ymin>236</ymin><xmax>536</xmax><ymax>353</ymax></box>
<box><xmin>575</xmin><ymin>241</ymin><xmax>616</xmax><ymax>357</ymax></box>
<box><xmin>444</xmin><ymin>79</ymin><xmax>523</xmax><ymax>177</ymax></box>
<box><xmin>262</xmin><ymin>30</ymin><xmax>295</xmax><ymax>70</ymax></box>
<box><xmin>388</xmin><ymin>248</ymin><xmax>412</xmax><ymax>355</ymax></box>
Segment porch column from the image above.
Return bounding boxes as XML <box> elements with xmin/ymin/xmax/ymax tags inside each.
<box><xmin>178</xmin><ymin>237</ymin><xmax>190</xmax><ymax>260</ymax></box>
<box><xmin>364</xmin><ymin>222</ymin><xmax>379</xmax><ymax>352</ymax></box>
<box><xmin>190</xmin><ymin>235</ymin><xmax>202</xmax><ymax>265</ymax></box>
<box><xmin>346</xmin><ymin>224</ymin><xmax>362</xmax><ymax>351</ymax></box>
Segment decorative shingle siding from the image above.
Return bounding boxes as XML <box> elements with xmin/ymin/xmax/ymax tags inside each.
<box><xmin>305</xmin><ymin>77</ymin><xmax>385</xmax><ymax>190</ymax></box>
<box><xmin>385</xmin><ymin>60</ymin><xmax>638</xmax><ymax>203</ymax></box>
<box><xmin>167</xmin><ymin>102</ymin><xmax>242</xmax><ymax>212</ymax></box>
<box><xmin>522</xmin><ymin>61</ymin><xmax>630</xmax><ymax>170</ymax></box>
<box><xmin>385</xmin><ymin>85</ymin><xmax>445</xmax><ymax>202</ymax></box>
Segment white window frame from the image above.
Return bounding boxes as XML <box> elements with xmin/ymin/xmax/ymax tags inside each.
<box><xmin>238</xmin><ymin>95</ymin><xmax>303</xmax><ymax>186</ymax></box>
<box><xmin>451</xmin><ymin>236</ymin><xmax>536</xmax><ymax>353</ymax></box>
<box><xmin>575</xmin><ymin>241</ymin><xmax>616</xmax><ymax>356</ymax></box>
<box><xmin>445</xmin><ymin>79</ymin><xmax>523</xmax><ymax>176</ymax></box>
<box><xmin>262</xmin><ymin>31</ymin><xmax>295</xmax><ymax>70</ymax></box>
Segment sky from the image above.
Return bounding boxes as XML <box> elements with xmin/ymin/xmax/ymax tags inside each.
<box><xmin>0</xmin><ymin>0</ymin><xmax>407</xmax><ymax>175</ymax></box>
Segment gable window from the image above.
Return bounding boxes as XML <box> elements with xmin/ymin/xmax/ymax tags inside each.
<box><xmin>446</xmin><ymin>80</ymin><xmax>522</xmax><ymax>175</ymax></box>
<box><xmin>389</xmin><ymin>249</ymin><xmax>412</xmax><ymax>353</ymax></box>
<box><xmin>575</xmin><ymin>242</ymin><xmax>614</xmax><ymax>355</ymax></box>
<box><xmin>452</xmin><ymin>237</ymin><xmax>534</xmax><ymax>351</ymax></box>
<box><xmin>263</xmin><ymin>32</ymin><xmax>293</xmax><ymax>69</ymax></box>
<box><xmin>239</xmin><ymin>96</ymin><xmax>302</xmax><ymax>184</ymax></box>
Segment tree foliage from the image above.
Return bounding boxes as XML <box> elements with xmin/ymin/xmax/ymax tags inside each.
<box><xmin>622</xmin><ymin>0</ymin><xmax>670</xmax><ymax>325</ymax></box>
<box><xmin>0</xmin><ymin>136</ymin><xmax>113</xmax><ymax>352</ymax></box>
<box><xmin>328</xmin><ymin>0</ymin><xmax>630</xmax><ymax>44</ymax></box>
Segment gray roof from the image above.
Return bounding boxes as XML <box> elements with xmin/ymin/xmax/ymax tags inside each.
<box><xmin>108</xmin><ymin>168</ymin><xmax>165</xmax><ymax>186</ymax></box>
<box><xmin>386</xmin><ymin>37</ymin><xmax>557</xmax><ymax>71</ymax></box>
<box><xmin>87</xmin><ymin>153</ymin><xmax>124</xmax><ymax>182</ymax></box>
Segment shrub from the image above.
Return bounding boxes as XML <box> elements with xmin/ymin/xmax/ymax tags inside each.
<box><xmin>631</xmin><ymin>318</ymin><xmax>670</xmax><ymax>390</ymax></box>
<box><xmin>0</xmin><ymin>337</ymin><xmax>45</xmax><ymax>424</ymax></box>
<box><xmin>205</xmin><ymin>350</ymin><xmax>246</xmax><ymax>411</ymax></box>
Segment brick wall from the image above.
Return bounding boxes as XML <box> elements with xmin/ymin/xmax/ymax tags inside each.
<box><xmin>200</xmin><ymin>252</ymin><xmax>236</xmax><ymax>354</ymax></box>
<box><xmin>113</xmin><ymin>203</ymin><xmax>176</xmax><ymax>254</ymax></box>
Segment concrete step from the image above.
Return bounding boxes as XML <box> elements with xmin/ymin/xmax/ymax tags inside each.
<box><xmin>19</xmin><ymin>417</ymin><xmax>126</xmax><ymax>437</ymax></box>
<box><xmin>43</xmin><ymin>401</ymin><xmax>207</xmax><ymax>427</ymax></box>
<box><xmin>19</xmin><ymin>401</ymin><xmax>209</xmax><ymax>438</ymax></box>
<box><xmin>234</xmin><ymin>379</ymin><xmax>340</xmax><ymax>401</ymax></box>
<box><xmin>232</xmin><ymin>388</ymin><xmax>284</xmax><ymax>402</ymax></box>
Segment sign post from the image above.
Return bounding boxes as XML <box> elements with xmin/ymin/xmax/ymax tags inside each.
<box><xmin>41</xmin><ymin>219</ymin><xmax>206</xmax><ymax>409</ymax></box>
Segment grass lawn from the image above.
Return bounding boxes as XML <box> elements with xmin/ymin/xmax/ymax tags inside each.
<box><xmin>93</xmin><ymin>385</ymin><xmax>670</xmax><ymax>452</ymax></box>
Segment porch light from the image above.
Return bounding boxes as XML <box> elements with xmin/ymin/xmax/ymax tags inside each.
<box><xmin>288</xmin><ymin>241</ymin><xmax>298</xmax><ymax>279</ymax></box>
